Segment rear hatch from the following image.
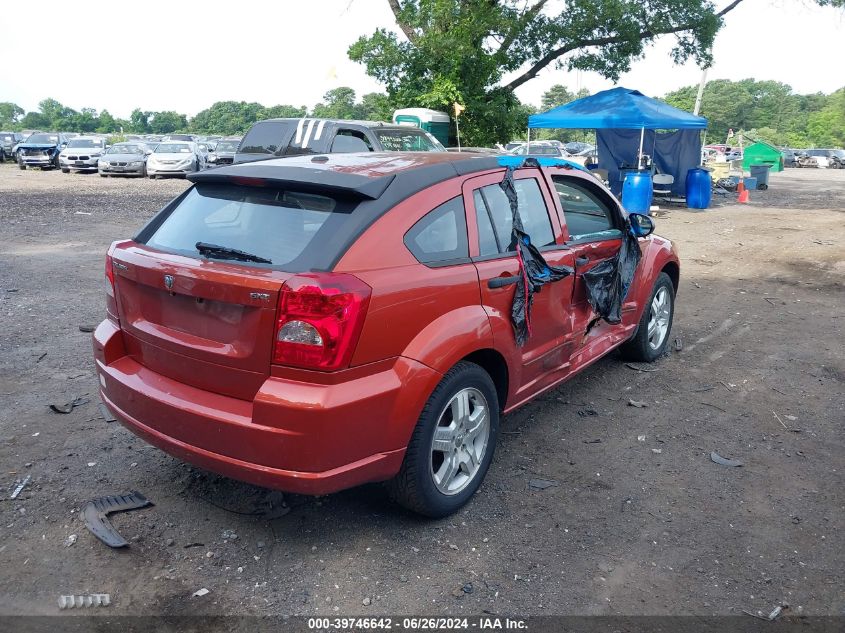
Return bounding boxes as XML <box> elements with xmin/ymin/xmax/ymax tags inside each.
<box><xmin>112</xmin><ymin>182</ymin><xmax>358</xmax><ymax>400</ymax></box>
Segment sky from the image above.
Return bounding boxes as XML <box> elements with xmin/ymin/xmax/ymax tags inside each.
<box><xmin>2</xmin><ymin>0</ymin><xmax>843</xmax><ymax>119</ymax></box>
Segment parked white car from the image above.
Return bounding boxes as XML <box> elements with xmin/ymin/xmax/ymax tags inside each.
<box><xmin>59</xmin><ymin>137</ymin><xmax>107</xmax><ymax>173</ymax></box>
<box><xmin>146</xmin><ymin>142</ymin><xmax>204</xmax><ymax>178</ymax></box>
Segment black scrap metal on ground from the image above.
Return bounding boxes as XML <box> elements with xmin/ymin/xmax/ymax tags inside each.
<box><xmin>499</xmin><ymin>160</ymin><xmax>642</xmax><ymax>344</ymax></box>
<box><xmin>81</xmin><ymin>491</ymin><xmax>153</xmax><ymax>548</ymax></box>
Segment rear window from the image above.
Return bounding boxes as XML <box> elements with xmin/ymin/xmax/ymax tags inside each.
<box><xmin>143</xmin><ymin>184</ymin><xmax>358</xmax><ymax>269</ymax></box>
<box><xmin>374</xmin><ymin>129</ymin><xmax>444</xmax><ymax>152</ymax></box>
<box><xmin>239</xmin><ymin>121</ymin><xmax>295</xmax><ymax>155</ymax></box>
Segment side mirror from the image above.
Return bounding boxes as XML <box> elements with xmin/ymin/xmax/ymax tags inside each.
<box><xmin>628</xmin><ymin>213</ymin><xmax>654</xmax><ymax>238</ymax></box>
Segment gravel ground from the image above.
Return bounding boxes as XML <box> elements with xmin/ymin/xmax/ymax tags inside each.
<box><xmin>0</xmin><ymin>164</ymin><xmax>842</xmax><ymax>619</ymax></box>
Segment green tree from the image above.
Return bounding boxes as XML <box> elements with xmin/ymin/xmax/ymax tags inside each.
<box><xmin>349</xmin><ymin>0</ymin><xmax>757</xmax><ymax>145</ymax></box>
<box><xmin>312</xmin><ymin>87</ymin><xmax>360</xmax><ymax>119</ymax></box>
<box><xmin>97</xmin><ymin>110</ymin><xmax>117</xmax><ymax>134</ymax></box>
<box><xmin>663</xmin><ymin>79</ymin><xmax>843</xmax><ymax>147</ymax></box>
<box><xmin>0</xmin><ymin>102</ymin><xmax>24</xmax><ymax>129</ymax></box>
<box><xmin>358</xmin><ymin>92</ymin><xmax>394</xmax><ymax>121</ymax></box>
<box><xmin>129</xmin><ymin>109</ymin><xmax>151</xmax><ymax>134</ymax></box>
<box><xmin>806</xmin><ymin>88</ymin><xmax>845</xmax><ymax>147</ymax></box>
<box><xmin>72</xmin><ymin>108</ymin><xmax>99</xmax><ymax>133</ymax></box>
<box><xmin>258</xmin><ymin>104</ymin><xmax>307</xmax><ymax>121</ymax></box>
<box><xmin>19</xmin><ymin>111</ymin><xmax>50</xmax><ymax>129</ymax></box>
<box><xmin>149</xmin><ymin>111</ymin><xmax>188</xmax><ymax>134</ymax></box>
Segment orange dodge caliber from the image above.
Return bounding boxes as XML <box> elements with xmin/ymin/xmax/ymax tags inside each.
<box><xmin>94</xmin><ymin>152</ymin><xmax>679</xmax><ymax>517</ymax></box>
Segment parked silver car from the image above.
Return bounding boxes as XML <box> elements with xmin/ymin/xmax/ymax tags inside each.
<box><xmin>59</xmin><ymin>137</ymin><xmax>107</xmax><ymax>173</ymax></box>
<box><xmin>98</xmin><ymin>142</ymin><xmax>151</xmax><ymax>177</ymax></box>
<box><xmin>206</xmin><ymin>137</ymin><xmax>241</xmax><ymax>167</ymax></box>
<box><xmin>146</xmin><ymin>142</ymin><xmax>203</xmax><ymax>178</ymax></box>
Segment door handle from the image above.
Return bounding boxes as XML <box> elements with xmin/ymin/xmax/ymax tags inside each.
<box><xmin>575</xmin><ymin>256</ymin><xmax>590</xmax><ymax>266</ymax></box>
<box><xmin>488</xmin><ymin>275</ymin><xmax>520</xmax><ymax>289</ymax></box>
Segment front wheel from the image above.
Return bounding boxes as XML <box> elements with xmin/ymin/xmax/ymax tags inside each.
<box><xmin>388</xmin><ymin>361</ymin><xmax>499</xmax><ymax>518</ymax></box>
<box><xmin>18</xmin><ymin>159</ymin><xmax>26</xmax><ymax>170</ymax></box>
<box><xmin>620</xmin><ymin>272</ymin><xmax>675</xmax><ymax>362</ymax></box>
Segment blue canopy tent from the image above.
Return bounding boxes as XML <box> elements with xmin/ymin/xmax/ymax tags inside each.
<box><xmin>528</xmin><ymin>87</ymin><xmax>707</xmax><ymax>196</ymax></box>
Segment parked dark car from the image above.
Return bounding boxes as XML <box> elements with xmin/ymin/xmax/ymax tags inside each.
<box><xmin>1</xmin><ymin>132</ymin><xmax>25</xmax><ymax>161</ymax></box>
<box><xmin>781</xmin><ymin>148</ymin><xmax>802</xmax><ymax>168</ymax></box>
<box><xmin>234</xmin><ymin>118</ymin><xmax>446</xmax><ymax>164</ymax></box>
<box><xmin>93</xmin><ymin>152</ymin><xmax>679</xmax><ymax>517</ymax></box>
<box><xmin>16</xmin><ymin>132</ymin><xmax>69</xmax><ymax>169</ymax></box>
<box><xmin>206</xmin><ymin>137</ymin><xmax>241</xmax><ymax>166</ymax></box>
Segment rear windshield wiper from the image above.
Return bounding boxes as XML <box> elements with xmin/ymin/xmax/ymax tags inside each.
<box><xmin>195</xmin><ymin>242</ymin><xmax>272</xmax><ymax>264</ymax></box>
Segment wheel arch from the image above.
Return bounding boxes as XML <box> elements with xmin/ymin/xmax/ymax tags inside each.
<box><xmin>461</xmin><ymin>348</ymin><xmax>509</xmax><ymax>412</ymax></box>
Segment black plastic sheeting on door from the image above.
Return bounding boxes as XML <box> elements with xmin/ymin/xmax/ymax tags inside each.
<box><xmin>581</xmin><ymin>222</ymin><xmax>642</xmax><ymax>324</ymax></box>
<box><xmin>499</xmin><ymin>161</ymin><xmax>643</xmax><ymax>345</ymax></box>
<box><xmin>499</xmin><ymin>166</ymin><xmax>573</xmax><ymax>346</ymax></box>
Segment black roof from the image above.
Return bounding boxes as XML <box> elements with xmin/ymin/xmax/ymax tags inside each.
<box><xmin>188</xmin><ymin>152</ymin><xmax>501</xmax><ymax>200</ymax></box>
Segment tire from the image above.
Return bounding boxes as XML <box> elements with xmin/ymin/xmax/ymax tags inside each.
<box><xmin>141</xmin><ymin>164</ymin><xmax>147</xmax><ymax>178</ymax></box>
<box><xmin>99</xmin><ymin>173</ymin><xmax>107</xmax><ymax>177</ymax></box>
<box><xmin>61</xmin><ymin>168</ymin><xmax>69</xmax><ymax>174</ymax></box>
<box><xmin>18</xmin><ymin>159</ymin><xmax>26</xmax><ymax>170</ymax></box>
<box><xmin>620</xmin><ymin>272</ymin><xmax>675</xmax><ymax>362</ymax></box>
<box><xmin>53</xmin><ymin>155</ymin><xmax>61</xmax><ymax>169</ymax></box>
<box><xmin>387</xmin><ymin>361</ymin><xmax>499</xmax><ymax>518</ymax></box>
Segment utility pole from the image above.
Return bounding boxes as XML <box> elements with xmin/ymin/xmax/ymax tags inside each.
<box><xmin>693</xmin><ymin>69</ymin><xmax>708</xmax><ymax>116</ymax></box>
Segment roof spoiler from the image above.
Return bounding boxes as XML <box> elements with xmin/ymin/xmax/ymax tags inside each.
<box><xmin>188</xmin><ymin>165</ymin><xmax>395</xmax><ymax>200</ymax></box>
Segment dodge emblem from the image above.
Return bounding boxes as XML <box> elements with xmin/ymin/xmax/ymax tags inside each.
<box><xmin>164</xmin><ymin>274</ymin><xmax>174</xmax><ymax>290</ymax></box>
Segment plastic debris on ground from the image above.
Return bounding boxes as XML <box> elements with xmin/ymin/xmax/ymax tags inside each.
<box><xmin>710</xmin><ymin>451</ymin><xmax>743</xmax><ymax>467</ymax></box>
<box><xmin>10</xmin><ymin>475</ymin><xmax>31</xmax><ymax>499</ymax></box>
<box><xmin>98</xmin><ymin>403</ymin><xmax>116</xmax><ymax>423</ymax></box>
<box><xmin>192</xmin><ymin>588</ymin><xmax>210</xmax><ymax>597</ymax></box>
<box><xmin>528</xmin><ymin>479</ymin><xmax>558</xmax><ymax>491</ymax></box>
<box><xmin>58</xmin><ymin>594</ymin><xmax>110</xmax><ymax>609</ymax></box>
<box><xmin>49</xmin><ymin>396</ymin><xmax>89</xmax><ymax>414</ymax></box>
<box><xmin>81</xmin><ymin>491</ymin><xmax>153</xmax><ymax>548</ymax></box>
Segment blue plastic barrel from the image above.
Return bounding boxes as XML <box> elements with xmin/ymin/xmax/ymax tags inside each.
<box><xmin>622</xmin><ymin>171</ymin><xmax>653</xmax><ymax>213</ymax></box>
<box><xmin>686</xmin><ymin>168</ymin><xmax>712</xmax><ymax>209</ymax></box>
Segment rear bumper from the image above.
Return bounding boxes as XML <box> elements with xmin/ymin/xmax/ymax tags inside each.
<box><xmin>93</xmin><ymin>320</ymin><xmax>439</xmax><ymax>495</ymax></box>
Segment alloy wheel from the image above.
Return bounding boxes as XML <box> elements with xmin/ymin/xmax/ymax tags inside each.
<box><xmin>647</xmin><ymin>287</ymin><xmax>672</xmax><ymax>350</ymax></box>
<box><xmin>430</xmin><ymin>388</ymin><xmax>490</xmax><ymax>495</ymax></box>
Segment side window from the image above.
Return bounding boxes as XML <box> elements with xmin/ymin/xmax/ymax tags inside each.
<box><xmin>472</xmin><ymin>178</ymin><xmax>555</xmax><ymax>255</ymax></box>
<box><xmin>331</xmin><ymin>129</ymin><xmax>374</xmax><ymax>153</ymax></box>
<box><xmin>552</xmin><ymin>176</ymin><xmax>618</xmax><ymax>240</ymax></box>
<box><xmin>404</xmin><ymin>196</ymin><xmax>469</xmax><ymax>265</ymax></box>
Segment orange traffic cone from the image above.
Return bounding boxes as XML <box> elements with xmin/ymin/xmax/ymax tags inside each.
<box><xmin>737</xmin><ymin>179</ymin><xmax>749</xmax><ymax>203</ymax></box>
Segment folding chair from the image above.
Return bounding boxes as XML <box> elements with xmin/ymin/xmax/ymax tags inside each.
<box><xmin>652</xmin><ymin>173</ymin><xmax>675</xmax><ymax>204</ymax></box>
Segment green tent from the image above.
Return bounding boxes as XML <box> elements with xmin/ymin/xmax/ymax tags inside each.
<box><xmin>742</xmin><ymin>140</ymin><xmax>783</xmax><ymax>172</ymax></box>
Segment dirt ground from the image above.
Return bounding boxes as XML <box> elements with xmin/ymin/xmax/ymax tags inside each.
<box><xmin>0</xmin><ymin>164</ymin><xmax>842</xmax><ymax>619</ymax></box>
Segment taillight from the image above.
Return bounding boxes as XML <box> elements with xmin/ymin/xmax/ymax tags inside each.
<box><xmin>273</xmin><ymin>273</ymin><xmax>371</xmax><ymax>371</ymax></box>
<box><xmin>104</xmin><ymin>243</ymin><xmax>122</xmax><ymax>323</ymax></box>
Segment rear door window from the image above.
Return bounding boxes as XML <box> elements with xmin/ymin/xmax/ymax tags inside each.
<box><xmin>472</xmin><ymin>178</ymin><xmax>555</xmax><ymax>255</ymax></box>
<box><xmin>239</xmin><ymin>121</ymin><xmax>295</xmax><ymax>155</ymax></box>
<box><xmin>404</xmin><ymin>196</ymin><xmax>468</xmax><ymax>265</ymax></box>
<box><xmin>143</xmin><ymin>184</ymin><xmax>357</xmax><ymax>269</ymax></box>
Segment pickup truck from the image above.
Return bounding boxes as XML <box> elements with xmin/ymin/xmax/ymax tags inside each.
<box><xmin>234</xmin><ymin>118</ymin><xmax>446</xmax><ymax>164</ymax></box>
